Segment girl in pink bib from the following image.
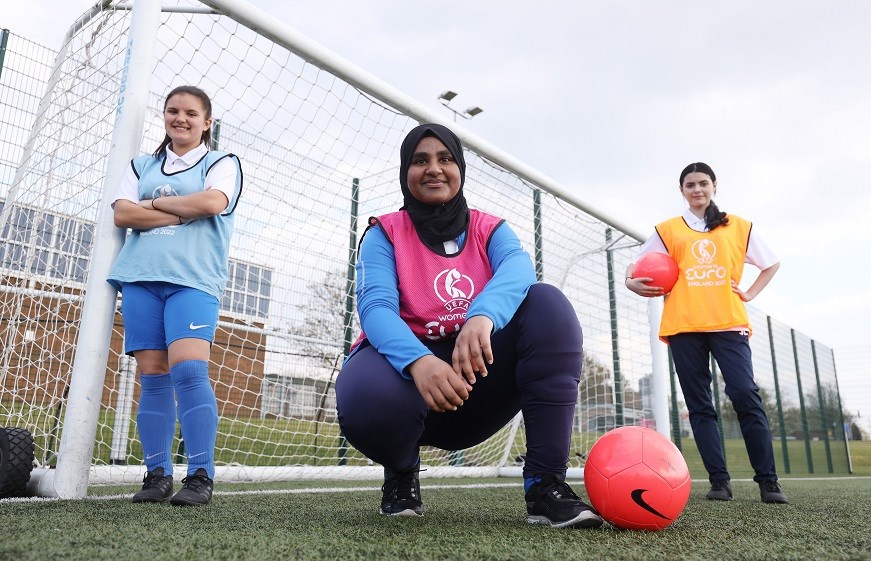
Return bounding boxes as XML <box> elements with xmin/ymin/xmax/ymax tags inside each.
<box><xmin>335</xmin><ymin>123</ymin><xmax>602</xmax><ymax>529</ymax></box>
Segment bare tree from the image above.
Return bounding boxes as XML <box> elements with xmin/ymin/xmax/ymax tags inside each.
<box><xmin>294</xmin><ymin>269</ymin><xmax>357</xmax><ymax>369</ymax></box>
<box><xmin>579</xmin><ymin>353</ymin><xmax>614</xmax><ymax>405</ymax></box>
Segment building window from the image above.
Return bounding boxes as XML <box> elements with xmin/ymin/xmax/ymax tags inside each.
<box><xmin>224</xmin><ymin>259</ymin><xmax>271</xmax><ymax>319</ymax></box>
<box><xmin>0</xmin><ymin>202</ymin><xmax>271</xmax><ymax>321</ymax></box>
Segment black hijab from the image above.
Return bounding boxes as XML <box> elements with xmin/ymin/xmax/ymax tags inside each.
<box><xmin>399</xmin><ymin>123</ymin><xmax>470</xmax><ymax>245</ymax></box>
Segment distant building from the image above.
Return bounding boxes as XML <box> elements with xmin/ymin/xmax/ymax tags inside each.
<box><xmin>0</xmin><ymin>199</ymin><xmax>272</xmax><ymax>416</ymax></box>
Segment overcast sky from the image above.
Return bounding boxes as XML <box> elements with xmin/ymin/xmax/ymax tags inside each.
<box><xmin>4</xmin><ymin>1</ymin><xmax>869</xmax><ymax>434</ymax></box>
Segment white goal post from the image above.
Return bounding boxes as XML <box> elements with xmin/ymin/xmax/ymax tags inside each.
<box><xmin>0</xmin><ymin>0</ymin><xmax>668</xmax><ymax>499</ymax></box>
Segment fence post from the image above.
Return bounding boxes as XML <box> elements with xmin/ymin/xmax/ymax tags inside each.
<box><xmin>767</xmin><ymin>316</ymin><xmax>790</xmax><ymax>473</ymax></box>
<box><xmin>667</xmin><ymin>348</ymin><xmax>682</xmax><ymax>449</ymax></box>
<box><xmin>605</xmin><ymin>227</ymin><xmax>623</xmax><ymax>427</ymax></box>
<box><xmin>710</xmin><ymin>356</ymin><xmax>726</xmax><ymax>456</ymax></box>
<box><xmin>791</xmin><ymin>329</ymin><xmax>814</xmax><ymax>473</ymax></box>
<box><xmin>810</xmin><ymin>341</ymin><xmax>833</xmax><ymax>473</ymax></box>
<box><xmin>337</xmin><ymin>177</ymin><xmax>359</xmax><ymax>466</ymax></box>
<box><xmin>829</xmin><ymin>348</ymin><xmax>854</xmax><ymax>474</ymax></box>
<box><xmin>532</xmin><ymin>188</ymin><xmax>543</xmax><ymax>281</ymax></box>
<box><xmin>0</xmin><ymin>29</ymin><xmax>9</xmax><ymax>81</ymax></box>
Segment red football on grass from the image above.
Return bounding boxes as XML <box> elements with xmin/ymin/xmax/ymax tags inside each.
<box><xmin>583</xmin><ymin>426</ymin><xmax>691</xmax><ymax>531</ymax></box>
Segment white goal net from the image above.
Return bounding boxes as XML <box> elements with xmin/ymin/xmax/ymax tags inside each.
<box><xmin>0</xmin><ymin>0</ymin><xmax>662</xmax><ymax>498</ymax></box>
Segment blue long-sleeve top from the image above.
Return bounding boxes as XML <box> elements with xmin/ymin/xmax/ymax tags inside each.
<box><xmin>356</xmin><ymin>221</ymin><xmax>537</xmax><ymax>378</ymax></box>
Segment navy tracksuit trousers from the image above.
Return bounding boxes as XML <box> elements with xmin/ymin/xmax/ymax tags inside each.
<box><xmin>669</xmin><ymin>331</ymin><xmax>779</xmax><ymax>483</ymax></box>
<box><xmin>335</xmin><ymin>283</ymin><xmax>582</xmax><ymax>479</ymax></box>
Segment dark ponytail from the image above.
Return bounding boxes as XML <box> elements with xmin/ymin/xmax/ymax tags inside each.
<box><xmin>153</xmin><ymin>85</ymin><xmax>213</xmax><ymax>157</ymax></box>
<box><xmin>704</xmin><ymin>201</ymin><xmax>728</xmax><ymax>231</ymax></box>
<box><xmin>679</xmin><ymin>162</ymin><xmax>729</xmax><ymax>231</ymax></box>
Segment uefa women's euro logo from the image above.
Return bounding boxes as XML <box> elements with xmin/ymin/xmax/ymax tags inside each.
<box><xmin>152</xmin><ymin>184</ymin><xmax>178</xmax><ymax>198</ymax></box>
<box><xmin>423</xmin><ymin>268</ymin><xmax>475</xmax><ymax>340</ymax></box>
<box><xmin>434</xmin><ymin>268</ymin><xmax>474</xmax><ymax>310</ymax></box>
<box><xmin>685</xmin><ymin>239</ymin><xmax>727</xmax><ymax>286</ymax></box>
<box><xmin>140</xmin><ymin>184</ymin><xmax>182</xmax><ymax>236</ymax></box>
<box><xmin>691</xmin><ymin>239</ymin><xmax>716</xmax><ymax>263</ymax></box>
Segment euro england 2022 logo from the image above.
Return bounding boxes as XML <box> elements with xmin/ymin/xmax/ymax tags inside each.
<box><xmin>684</xmin><ymin>239</ymin><xmax>727</xmax><ymax>287</ymax></box>
<box><xmin>152</xmin><ymin>184</ymin><xmax>178</xmax><ymax>199</ymax></box>
<box><xmin>140</xmin><ymin>185</ymin><xmax>182</xmax><ymax>237</ymax></box>
<box><xmin>424</xmin><ymin>268</ymin><xmax>475</xmax><ymax>340</ymax></box>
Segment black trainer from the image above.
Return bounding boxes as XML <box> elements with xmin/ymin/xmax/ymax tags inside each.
<box><xmin>706</xmin><ymin>480</ymin><xmax>733</xmax><ymax>501</ymax></box>
<box><xmin>525</xmin><ymin>474</ymin><xmax>603</xmax><ymax>529</ymax></box>
<box><xmin>169</xmin><ymin>468</ymin><xmax>213</xmax><ymax>506</ymax></box>
<box><xmin>132</xmin><ymin>467</ymin><xmax>173</xmax><ymax>503</ymax></box>
<box><xmin>380</xmin><ymin>465</ymin><xmax>423</xmax><ymax>516</ymax></box>
<box><xmin>759</xmin><ymin>480</ymin><xmax>788</xmax><ymax>504</ymax></box>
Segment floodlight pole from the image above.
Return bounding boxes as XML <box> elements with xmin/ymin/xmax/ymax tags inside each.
<box><xmin>437</xmin><ymin>90</ymin><xmax>483</xmax><ymax>122</ymax></box>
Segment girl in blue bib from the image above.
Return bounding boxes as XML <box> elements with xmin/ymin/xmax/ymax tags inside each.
<box><xmin>108</xmin><ymin>86</ymin><xmax>242</xmax><ymax>506</ymax></box>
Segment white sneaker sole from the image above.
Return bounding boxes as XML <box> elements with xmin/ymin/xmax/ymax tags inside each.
<box><xmin>526</xmin><ymin>510</ymin><xmax>603</xmax><ymax>529</ymax></box>
<box><xmin>380</xmin><ymin>507</ymin><xmax>423</xmax><ymax>517</ymax></box>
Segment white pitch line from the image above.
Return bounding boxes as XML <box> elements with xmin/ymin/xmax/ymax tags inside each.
<box><xmin>2</xmin><ymin>481</ymin><xmax>523</xmax><ymax>502</ymax></box>
<box><xmin>3</xmin><ymin>476</ymin><xmax>868</xmax><ymax>503</ymax></box>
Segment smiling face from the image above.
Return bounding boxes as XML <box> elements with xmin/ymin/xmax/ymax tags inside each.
<box><xmin>405</xmin><ymin>135</ymin><xmax>462</xmax><ymax>206</ymax></box>
<box><xmin>163</xmin><ymin>92</ymin><xmax>211</xmax><ymax>156</ymax></box>
<box><xmin>680</xmin><ymin>171</ymin><xmax>716</xmax><ymax>214</ymax></box>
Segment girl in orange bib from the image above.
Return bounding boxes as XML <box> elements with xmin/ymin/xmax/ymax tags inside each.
<box><xmin>626</xmin><ymin>162</ymin><xmax>788</xmax><ymax>504</ymax></box>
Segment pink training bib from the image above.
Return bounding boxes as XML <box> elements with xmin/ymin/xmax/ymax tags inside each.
<box><xmin>359</xmin><ymin>209</ymin><xmax>502</xmax><ymax>343</ymax></box>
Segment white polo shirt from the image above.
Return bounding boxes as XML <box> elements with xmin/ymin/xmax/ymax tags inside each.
<box><xmin>112</xmin><ymin>143</ymin><xmax>237</xmax><ymax>213</ymax></box>
<box><xmin>635</xmin><ymin>208</ymin><xmax>778</xmax><ymax>269</ymax></box>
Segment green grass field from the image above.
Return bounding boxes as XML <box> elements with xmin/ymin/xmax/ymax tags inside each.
<box><xmin>846</xmin><ymin>440</ymin><xmax>871</xmax><ymax>475</ymax></box>
<box><xmin>4</xmin><ymin>406</ymin><xmax>868</xmax><ymax>560</ymax></box>
<box><xmin>8</xmin><ymin>401</ymin><xmax>861</xmax><ymax>478</ymax></box>
<box><xmin>678</xmin><ymin>436</ymin><xmax>861</xmax><ymax>479</ymax></box>
<box><xmin>2</xmin><ymin>476</ymin><xmax>869</xmax><ymax>561</ymax></box>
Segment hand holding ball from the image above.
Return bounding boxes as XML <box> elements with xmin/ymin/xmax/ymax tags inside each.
<box><xmin>631</xmin><ymin>253</ymin><xmax>679</xmax><ymax>293</ymax></box>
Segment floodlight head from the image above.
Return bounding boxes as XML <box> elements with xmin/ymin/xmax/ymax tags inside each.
<box><xmin>438</xmin><ymin>90</ymin><xmax>458</xmax><ymax>102</ymax></box>
<box><xmin>465</xmin><ymin>106</ymin><xmax>484</xmax><ymax>117</ymax></box>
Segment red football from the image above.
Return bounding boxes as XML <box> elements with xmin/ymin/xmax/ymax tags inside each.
<box><xmin>583</xmin><ymin>426</ymin><xmax>691</xmax><ymax>531</ymax></box>
<box><xmin>632</xmin><ymin>252</ymin><xmax>679</xmax><ymax>293</ymax></box>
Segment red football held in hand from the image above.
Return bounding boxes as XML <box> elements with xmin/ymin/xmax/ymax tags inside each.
<box><xmin>632</xmin><ymin>252</ymin><xmax>679</xmax><ymax>293</ymax></box>
<box><xmin>583</xmin><ymin>426</ymin><xmax>691</xmax><ymax>531</ymax></box>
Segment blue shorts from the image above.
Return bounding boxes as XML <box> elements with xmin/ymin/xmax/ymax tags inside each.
<box><xmin>120</xmin><ymin>281</ymin><xmax>219</xmax><ymax>355</ymax></box>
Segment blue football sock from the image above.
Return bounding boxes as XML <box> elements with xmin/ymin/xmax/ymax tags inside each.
<box><xmin>137</xmin><ymin>373</ymin><xmax>176</xmax><ymax>475</ymax></box>
<box><xmin>524</xmin><ymin>476</ymin><xmax>542</xmax><ymax>493</ymax></box>
<box><xmin>171</xmin><ymin>360</ymin><xmax>218</xmax><ymax>479</ymax></box>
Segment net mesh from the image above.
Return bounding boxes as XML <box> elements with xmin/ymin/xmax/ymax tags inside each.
<box><xmin>0</xmin><ymin>1</ymin><xmax>848</xmax><ymax>483</ymax></box>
